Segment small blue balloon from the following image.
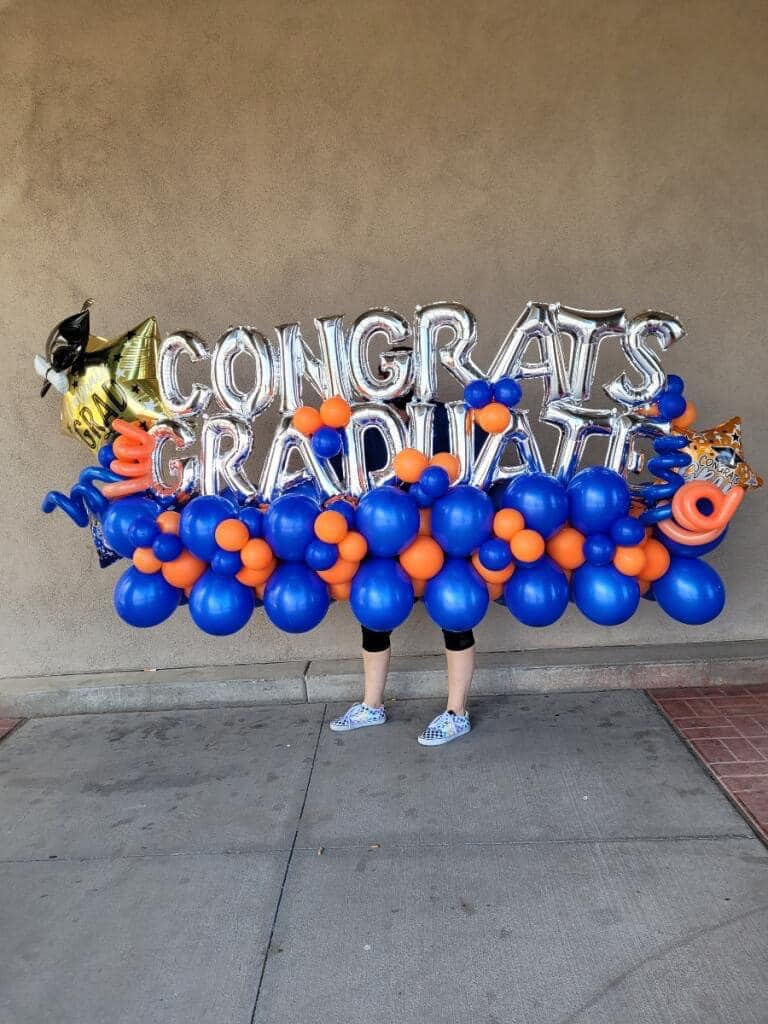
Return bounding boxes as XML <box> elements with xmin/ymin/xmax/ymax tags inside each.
<box><xmin>409</xmin><ymin>483</ymin><xmax>434</xmax><ymax>509</ymax></box>
<box><xmin>98</xmin><ymin>443</ymin><xmax>115</xmax><ymax>469</ymax></box>
<box><xmin>264</xmin><ymin>563</ymin><xmax>330</xmax><ymax>633</ymax></box>
<box><xmin>311</xmin><ymin>426</ymin><xmax>343</xmax><ymax>459</ymax></box>
<box><xmin>325</xmin><ymin>497</ymin><xmax>357</xmax><ymax>528</ymax></box>
<box><xmin>239</xmin><ymin>506</ymin><xmax>264</xmax><ymax>538</ymax></box>
<box><xmin>306</xmin><ymin>538</ymin><xmax>338</xmax><ymax>571</ymax></box>
<box><xmin>114</xmin><ymin>566</ymin><xmax>181</xmax><ymax>628</ymax></box>
<box><xmin>431</xmin><ymin>485</ymin><xmax>493</xmax><ymax>557</ymax></box>
<box><xmin>419</xmin><ymin>466</ymin><xmax>450</xmax><ymax>500</ymax></box>
<box><xmin>463</xmin><ymin>379</ymin><xmax>493</xmax><ymax>409</ymax></box>
<box><xmin>500</xmin><ymin>473</ymin><xmax>568</xmax><ymax>539</ymax></box>
<box><xmin>264</xmin><ymin>493</ymin><xmax>320</xmax><ymax>561</ymax></box>
<box><xmin>350</xmin><ymin>558</ymin><xmax>414</xmax><ymax>631</ymax></box>
<box><xmin>584</xmin><ymin>534</ymin><xmax>616</xmax><ymax>566</ymax></box>
<box><xmin>211</xmin><ymin>549</ymin><xmax>243</xmax><ymax>576</ymax></box>
<box><xmin>666</xmin><ymin>374</ymin><xmax>685</xmax><ymax>394</ymax></box>
<box><xmin>179</xmin><ymin>495</ymin><xmax>238</xmax><ymax>561</ymax></box>
<box><xmin>478</xmin><ymin>538</ymin><xmax>513</xmax><ymax>571</ymax></box>
<box><xmin>567</xmin><ymin>467</ymin><xmax>631</xmax><ymax>535</ymax></box>
<box><xmin>610</xmin><ymin>516</ymin><xmax>646</xmax><ymax>547</ymax></box>
<box><xmin>424</xmin><ymin>559</ymin><xmax>489</xmax><ymax>631</ymax></box>
<box><xmin>658</xmin><ymin>391</ymin><xmax>687</xmax><ymax>421</ymax></box>
<box><xmin>130</xmin><ymin>517</ymin><xmax>160</xmax><ymax>549</ymax></box>
<box><xmin>493</xmin><ymin>376</ymin><xmax>522</xmax><ymax>407</ymax></box>
<box><xmin>152</xmin><ymin>533</ymin><xmax>183</xmax><ymax>562</ymax></box>
<box><xmin>504</xmin><ymin>557</ymin><xmax>569</xmax><ymax>627</ymax></box>
<box><xmin>102</xmin><ymin>496</ymin><xmax>161</xmax><ymax>559</ymax></box>
<box><xmin>572</xmin><ymin>564</ymin><xmax>640</xmax><ymax>625</ymax></box>
<box><xmin>653</xmin><ymin>557</ymin><xmax>725</xmax><ymax>625</ymax></box>
<box><xmin>356</xmin><ymin>486</ymin><xmax>420</xmax><ymax>557</ymax></box>
<box><xmin>189</xmin><ymin>570</ymin><xmax>255</xmax><ymax>635</ymax></box>
<box><xmin>656</xmin><ymin>526</ymin><xmax>728</xmax><ymax>559</ymax></box>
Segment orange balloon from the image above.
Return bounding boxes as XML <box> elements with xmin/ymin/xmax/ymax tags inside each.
<box><xmin>314</xmin><ymin>509</ymin><xmax>349</xmax><ymax>544</ymax></box>
<box><xmin>471</xmin><ymin>552</ymin><xmax>515</xmax><ymax>584</ymax></box>
<box><xmin>613</xmin><ymin>545</ymin><xmax>647</xmax><ymax>577</ymax></box>
<box><xmin>162</xmin><ymin>550</ymin><xmax>206</xmax><ymax>588</ymax></box>
<box><xmin>320</xmin><ymin>395</ymin><xmax>352</xmax><ymax>428</ymax></box>
<box><xmin>475</xmin><ymin>402</ymin><xmax>511</xmax><ymax>434</ymax></box>
<box><xmin>546</xmin><ymin>526</ymin><xmax>586</xmax><ymax>570</ymax></box>
<box><xmin>255</xmin><ymin>582</ymin><xmax>268</xmax><ymax>600</ymax></box>
<box><xmin>639</xmin><ymin>538</ymin><xmax>671</xmax><ymax>582</ymax></box>
<box><xmin>399</xmin><ymin>536</ymin><xmax>445</xmax><ymax>580</ymax></box>
<box><xmin>156</xmin><ymin>510</ymin><xmax>181</xmax><ymax>535</ymax></box>
<box><xmin>338</xmin><ymin>530</ymin><xmax>368</xmax><ymax>562</ymax></box>
<box><xmin>510</xmin><ymin>529</ymin><xmax>545</xmax><ymax>563</ymax></box>
<box><xmin>215</xmin><ymin>518</ymin><xmax>250</xmax><ymax>552</ymax></box>
<box><xmin>237</xmin><ymin>563</ymin><xmax>275</xmax><ymax>587</ymax></box>
<box><xmin>317</xmin><ymin>558</ymin><xmax>359</xmax><ymax>584</ymax></box>
<box><xmin>292</xmin><ymin>406</ymin><xmax>323</xmax><ymax>436</ymax></box>
<box><xmin>672</xmin><ymin>400</ymin><xmax>697</xmax><ymax>430</ymax></box>
<box><xmin>241</xmin><ymin>538</ymin><xmax>274</xmax><ymax>570</ymax></box>
<box><xmin>330</xmin><ymin>581</ymin><xmax>351</xmax><ymax>601</ymax></box>
<box><xmin>418</xmin><ymin>507</ymin><xmax>432</xmax><ymax>536</ymax></box>
<box><xmin>392</xmin><ymin>447</ymin><xmax>429</xmax><ymax>484</ymax></box>
<box><xmin>638</xmin><ymin>579</ymin><xmax>651</xmax><ymax>595</ymax></box>
<box><xmin>133</xmin><ymin>546</ymin><xmax>162</xmax><ymax>574</ymax></box>
<box><xmin>429</xmin><ymin>452</ymin><xmax>460</xmax><ymax>483</ymax></box>
<box><xmin>493</xmin><ymin>508</ymin><xmax>524</xmax><ymax>540</ymax></box>
<box><xmin>412</xmin><ymin>578</ymin><xmax>426</xmax><ymax>598</ymax></box>
<box><xmin>487</xmin><ymin>582</ymin><xmax>504</xmax><ymax>602</ymax></box>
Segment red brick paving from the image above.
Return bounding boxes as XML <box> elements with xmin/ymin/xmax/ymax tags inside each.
<box><xmin>648</xmin><ymin>684</ymin><xmax>768</xmax><ymax>844</ymax></box>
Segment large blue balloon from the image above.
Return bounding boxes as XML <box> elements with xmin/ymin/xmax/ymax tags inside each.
<box><xmin>431</xmin><ymin>485</ymin><xmax>493</xmax><ymax>557</ymax></box>
<box><xmin>356</xmin><ymin>486</ymin><xmax>419</xmax><ymax>557</ymax></box>
<box><xmin>572</xmin><ymin>563</ymin><xmax>640</xmax><ymax>625</ymax></box>
<box><xmin>504</xmin><ymin>558</ymin><xmax>569</xmax><ymax>627</ymax></box>
<box><xmin>264</xmin><ymin>493</ymin><xmax>320</xmax><ymax>561</ymax></box>
<box><xmin>350</xmin><ymin>558</ymin><xmax>414</xmax><ymax>631</ymax></box>
<box><xmin>656</xmin><ymin>526</ymin><xmax>728</xmax><ymax>559</ymax></box>
<box><xmin>653</xmin><ymin>558</ymin><xmax>725</xmax><ymax>624</ymax></box>
<box><xmin>264</xmin><ymin>563</ymin><xmax>330</xmax><ymax>633</ymax></box>
<box><xmin>180</xmin><ymin>495</ymin><xmax>238</xmax><ymax>561</ymax></box>
<box><xmin>114</xmin><ymin>566</ymin><xmax>181</xmax><ymax>627</ymax></box>
<box><xmin>424</xmin><ymin>559</ymin><xmax>489</xmax><ymax>631</ymax></box>
<box><xmin>102</xmin><ymin>496</ymin><xmax>161</xmax><ymax>559</ymax></box>
<box><xmin>189</xmin><ymin>571</ymin><xmax>255</xmax><ymax>635</ymax></box>
<box><xmin>567</xmin><ymin>467</ymin><xmax>631</xmax><ymax>535</ymax></box>
<box><xmin>500</xmin><ymin>473</ymin><xmax>568</xmax><ymax>539</ymax></box>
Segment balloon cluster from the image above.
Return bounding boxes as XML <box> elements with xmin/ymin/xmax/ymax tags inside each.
<box><xmin>292</xmin><ymin>396</ymin><xmax>352</xmax><ymax>459</ymax></box>
<box><xmin>463</xmin><ymin>376</ymin><xmax>522</xmax><ymax>434</ymax></box>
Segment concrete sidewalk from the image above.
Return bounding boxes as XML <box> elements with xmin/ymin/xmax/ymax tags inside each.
<box><xmin>1</xmin><ymin>692</ymin><xmax>766</xmax><ymax>1024</ymax></box>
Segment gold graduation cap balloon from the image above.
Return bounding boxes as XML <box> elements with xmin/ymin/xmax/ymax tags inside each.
<box><xmin>34</xmin><ymin>301</ymin><xmax>168</xmax><ymax>452</ymax></box>
<box><xmin>680</xmin><ymin>416</ymin><xmax>763</xmax><ymax>492</ymax></box>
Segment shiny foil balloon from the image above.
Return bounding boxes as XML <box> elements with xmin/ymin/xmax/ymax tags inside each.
<box><xmin>348</xmin><ymin>309</ymin><xmax>412</xmax><ymax>402</ymax></box>
<box><xmin>211</xmin><ymin>326</ymin><xmax>276</xmax><ymax>420</ymax></box>
<box><xmin>603</xmin><ymin>311</ymin><xmax>685</xmax><ymax>408</ymax></box>
<box><xmin>679</xmin><ymin>417</ymin><xmax>762</xmax><ymax>492</ymax></box>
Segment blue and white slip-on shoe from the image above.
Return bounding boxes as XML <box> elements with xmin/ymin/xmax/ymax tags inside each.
<box><xmin>329</xmin><ymin>702</ymin><xmax>387</xmax><ymax>732</ymax></box>
<box><xmin>417</xmin><ymin>710</ymin><xmax>471</xmax><ymax>746</ymax></box>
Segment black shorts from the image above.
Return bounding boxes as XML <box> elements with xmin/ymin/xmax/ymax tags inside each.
<box><xmin>361</xmin><ymin>626</ymin><xmax>475</xmax><ymax>653</ymax></box>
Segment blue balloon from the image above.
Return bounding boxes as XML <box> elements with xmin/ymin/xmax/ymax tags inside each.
<box><xmin>114</xmin><ymin>566</ymin><xmax>181</xmax><ymax>627</ymax></box>
<box><xmin>409</xmin><ymin>483</ymin><xmax>434</xmax><ymax>509</ymax></box>
<box><xmin>130</xmin><ymin>518</ymin><xmax>160</xmax><ymax>549</ymax></box>
<box><xmin>667</xmin><ymin>374</ymin><xmax>685</xmax><ymax>394</ymax></box>
<box><xmin>350</xmin><ymin>558</ymin><xmax>414</xmax><ymax>631</ymax></box>
<box><xmin>311</xmin><ymin>426</ymin><xmax>343</xmax><ymax>459</ymax></box>
<box><xmin>658</xmin><ymin>391</ymin><xmax>686</xmax><ymax>421</ymax></box>
<box><xmin>153</xmin><ymin>533</ymin><xmax>183</xmax><ymax>562</ymax></box>
<box><xmin>356</xmin><ymin>486</ymin><xmax>419</xmax><ymax>557</ymax></box>
<box><xmin>239</xmin><ymin>506</ymin><xmax>264</xmax><ymax>538</ymax></box>
<box><xmin>463</xmin><ymin>379</ymin><xmax>493</xmax><ymax>409</ymax></box>
<box><xmin>180</xmin><ymin>495</ymin><xmax>238</xmax><ymax>561</ymax></box>
<box><xmin>584</xmin><ymin>534</ymin><xmax>616</xmax><ymax>566</ymax></box>
<box><xmin>500</xmin><ymin>473</ymin><xmax>568</xmax><ymax>539</ymax></box>
<box><xmin>98</xmin><ymin>443</ymin><xmax>115</xmax><ymax>469</ymax></box>
<box><xmin>211</xmin><ymin>549</ymin><xmax>243</xmax><ymax>576</ymax></box>
<box><xmin>189</xmin><ymin>570</ymin><xmax>255</xmax><ymax>635</ymax></box>
<box><xmin>572</xmin><ymin>564</ymin><xmax>640</xmax><ymax>625</ymax></box>
<box><xmin>478</xmin><ymin>538</ymin><xmax>513</xmax><ymax>571</ymax></box>
<box><xmin>306</xmin><ymin>538</ymin><xmax>338</xmax><ymax>571</ymax></box>
<box><xmin>419</xmin><ymin>466</ymin><xmax>450</xmax><ymax>500</ymax></box>
<box><xmin>424</xmin><ymin>559</ymin><xmax>489</xmax><ymax>631</ymax></box>
<box><xmin>325</xmin><ymin>497</ymin><xmax>357</xmax><ymax>528</ymax></box>
<box><xmin>264</xmin><ymin>493</ymin><xmax>320</xmax><ymax>561</ymax></box>
<box><xmin>493</xmin><ymin>376</ymin><xmax>522</xmax><ymax>408</ymax></box>
<box><xmin>656</xmin><ymin>526</ymin><xmax>728</xmax><ymax>559</ymax></box>
<box><xmin>103</xmin><ymin>496</ymin><xmax>161</xmax><ymax>559</ymax></box>
<box><xmin>610</xmin><ymin>516</ymin><xmax>646</xmax><ymax>547</ymax></box>
<box><xmin>567</xmin><ymin>467</ymin><xmax>631</xmax><ymax>535</ymax></box>
<box><xmin>264</xmin><ymin>563</ymin><xmax>330</xmax><ymax>633</ymax></box>
<box><xmin>431</xmin><ymin>485</ymin><xmax>493</xmax><ymax>557</ymax></box>
<box><xmin>653</xmin><ymin>558</ymin><xmax>725</xmax><ymax>624</ymax></box>
<box><xmin>504</xmin><ymin>557</ymin><xmax>569</xmax><ymax>627</ymax></box>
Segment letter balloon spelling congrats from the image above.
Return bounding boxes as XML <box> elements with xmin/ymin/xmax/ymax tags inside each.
<box><xmin>37</xmin><ymin>299</ymin><xmax>760</xmax><ymax>638</ymax></box>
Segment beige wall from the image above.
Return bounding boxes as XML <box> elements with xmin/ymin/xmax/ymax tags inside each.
<box><xmin>2</xmin><ymin>0</ymin><xmax>766</xmax><ymax>678</ymax></box>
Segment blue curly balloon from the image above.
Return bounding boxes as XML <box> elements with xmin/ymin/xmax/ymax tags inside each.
<box><xmin>655</xmin><ymin>526</ymin><xmax>728</xmax><ymax>559</ymax></box>
<box><xmin>350</xmin><ymin>559</ymin><xmax>414</xmax><ymax>631</ymax></box>
<box><xmin>264</xmin><ymin>563</ymin><xmax>330</xmax><ymax>633</ymax></box>
<box><xmin>264</xmin><ymin>493</ymin><xmax>320</xmax><ymax>561</ymax></box>
<box><xmin>504</xmin><ymin>557</ymin><xmax>569</xmax><ymax>627</ymax></box>
<box><xmin>638</xmin><ymin>435</ymin><xmax>691</xmax><ymax>525</ymax></box>
<box><xmin>102</xmin><ymin>496</ymin><xmax>162</xmax><ymax>559</ymax></box>
<box><xmin>500</xmin><ymin>473</ymin><xmax>568</xmax><ymax>539</ymax></box>
<box><xmin>42</xmin><ymin>465</ymin><xmax>123</xmax><ymax>527</ymax></box>
<box><xmin>180</xmin><ymin>495</ymin><xmax>238</xmax><ymax>561</ymax></box>
<box><xmin>431</xmin><ymin>485</ymin><xmax>493</xmax><ymax>557</ymax></box>
<box><xmin>189</xmin><ymin>570</ymin><xmax>255</xmax><ymax>634</ymax></box>
<box><xmin>424</xmin><ymin>559</ymin><xmax>488</xmax><ymax>632</ymax></box>
<box><xmin>114</xmin><ymin>566</ymin><xmax>181</xmax><ymax>627</ymax></box>
<box><xmin>356</xmin><ymin>486</ymin><xmax>420</xmax><ymax>557</ymax></box>
<box><xmin>652</xmin><ymin>558</ymin><xmax>725</xmax><ymax>624</ymax></box>
<box><xmin>572</xmin><ymin>564</ymin><xmax>640</xmax><ymax>625</ymax></box>
<box><xmin>567</xmin><ymin>467</ymin><xmax>631</xmax><ymax>535</ymax></box>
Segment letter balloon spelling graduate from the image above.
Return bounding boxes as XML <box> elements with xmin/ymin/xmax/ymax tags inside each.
<box><xmin>37</xmin><ymin>299</ymin><xmax>761</xmax><ymax>634</ymax></box>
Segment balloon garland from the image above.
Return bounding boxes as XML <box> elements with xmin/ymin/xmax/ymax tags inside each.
<box><xmin>36</xmin><ymin>301</ymin><xmax>761</xmax><ymax>635</ymax></box>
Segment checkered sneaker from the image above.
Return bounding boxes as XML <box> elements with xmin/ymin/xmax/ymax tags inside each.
<box><xmin>329</xmin><ymin>703</ymin><xmax>387</xmax><ymax>732</ymax></box>
<box><xmin>417</xmin><ymin>710</ymin><xmax>471</xmax><ymax>746</ymax></box>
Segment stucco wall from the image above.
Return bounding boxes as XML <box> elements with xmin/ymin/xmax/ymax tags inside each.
<box><xmin>2</xmin><ymin>0</ymin><xmax>766</xmax><ymax>678</ymax></box>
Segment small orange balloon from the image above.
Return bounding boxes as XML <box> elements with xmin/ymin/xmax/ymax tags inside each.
<box><xmin>613</xmin><ymin>545</ymin><xmax>647</xmax><ymax>577</ymax></box>
<box><xmin>133</xmin><ymin>547</ymin><xmax>162</xmax><ymax>574</ymax></box>
<box><xmin>392</xmin><ymin>447</ymin><xmax>429</xmax><ymax>484</ymax></box>
<box><xmin>429</xmin><ymin>452</ymin><xmax>460</xmax><ymax>483</ymax></box>
<box><xmin>314</xmin><ymin>509</ymin><xmax>349</xmax><ymax>544</ymax></box>
<box><xmin>412</xmin><ymin>578</ymin><xmax>426</xmax><ymax>598</ymax></box>
<box><xmin>320</xmin><ymin>395</ymin><xmax>352</xmax><ymax>429</ymax></box>
<box><xmin>475</xmin><ymin>402</ymin><xmax>511</xmax><ymax>434</ymax></box>
<box><xmin>638</xmin><ymin>579</ymin><xmax>651</xmax><ymax>595</ymax></box>
<box><xmin>330</xmin><ymin>581</ymin><xmax>352</xmax><ymax>601</ymax></box>
<box><xmin>418</xmin><ymin>507</ymin><xmax>432</xmax><ymax>536</ymax></box>
<box><xmin>338</xmin><ymin>530</ymin><xmax>368</xmax><ymax>562</ymax></box>
<box><xmin>292</xmin><ymin>406</ymin><xmax>323</xmax><ymax>436</ymax></box>
<box><xmin>546</xmin><ymin>526</ymin><xmax>586</xmax><ymax>570</ymax></box>
<box><xmin>399</xmin><ymin>536</ymin><xmax>445</xmax><ymax>580</ymax></box>
<box><xmin>317</xmin><ymin>558</ymin><xmax>359</xmax><ymax>584</ymax></box>
<box><xmin>162</xmin><ymin>550</ymin><xmax>206</xmax><ymax>588</ymax></box>
<box><xmin>471</xmin><ymin>552</ymin><xmax>515</xmax><ymax>584</ymax></box>
<box><xmin>156</xmin><ymin>510</ymin><xmax>181</xmax><ymax>535</ymax></box>
<box><xmin>493</xmin><ymin>508</ymin><xmax>525</xmax><ymax>540</ymax></box>
<box><xmin>639</xmin><ymin>538</ymin><xmax>671</xmax><ymax>582</ymax></box>
<box><xmin>237</xmin><ymin>559</ymin><xmax>276</xmax><ymax>586</ymax></box>
<box><xmin>255</xmin><ymin>582</ymin><xmax>268</xmax><ymax>600</ymax></box>
<box><xmin>241</xmin><ymin>538</ymin><xmax>274</xmax><ymax>570</ymax></box>
<box><xmin>215</xmin><ymin>518</ymin><xmax>250</xmax><ymax>552</ymax></box>
<box><xmin>487</xmin><ymin>582</ymin><xmax>504</xmax><ymax>602</ymax></box>
<box><xmin>672</xmin><ymin>400</ymin><xmax>697</xmax><ymax>430</ymax></box>
<box><xmin>510</xmin><ymin>529</ymin><xmax>545</xmax><ymax>563</ymax></box>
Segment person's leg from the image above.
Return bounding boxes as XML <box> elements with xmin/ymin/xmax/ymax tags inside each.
<box><xmin>328</xmin><ymin>628</ymin><xmax>392</xmax><ymax>732</ymax></box>
<box><xmin>417</xmin><ymin>630</ymin><xmax>475</xmax><ymax>746</ymax></box>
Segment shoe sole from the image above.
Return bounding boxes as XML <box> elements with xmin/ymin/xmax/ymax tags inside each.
<box><xmin>417</xmin><ymin>729</ymin><xmax>470</xmax><ymax>746</ymax></box>
<box><xmin>329</xmin><ymin>718</ymin><xmax>387</xmax><ymax>732</ymax></box>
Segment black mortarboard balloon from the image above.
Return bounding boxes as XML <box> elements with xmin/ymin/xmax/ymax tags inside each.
<box><xmin>39</xmin><ymin>302</ymin><xmax>91</xmax><ymax>397</ymax></box>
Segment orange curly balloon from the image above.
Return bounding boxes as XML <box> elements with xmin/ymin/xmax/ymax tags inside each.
<box><xmin>103</xmin><ymin>419</ymin><xmax>156</xmax><ymax>499</ymax></box>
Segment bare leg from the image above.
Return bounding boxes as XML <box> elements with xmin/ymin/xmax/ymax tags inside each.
<box><xmin>363</xmin><ymin>647</ymin><xmax>390</xmax><ymax>708</ymax></box>
<box><xmin>446</xmin><ymin>644</ymin><xmax>475</xmax><ymax>716</ymax></box>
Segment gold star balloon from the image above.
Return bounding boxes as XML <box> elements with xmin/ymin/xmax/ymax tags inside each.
<box><xmin>35</xmin><ymin>302</ymin><xmax>168</xmax><ymax>452</ymax></box>
<box><xmin>679</xmin><ymin>416</ymin><xmax>763</xmax><ymax>492</ymax></box>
